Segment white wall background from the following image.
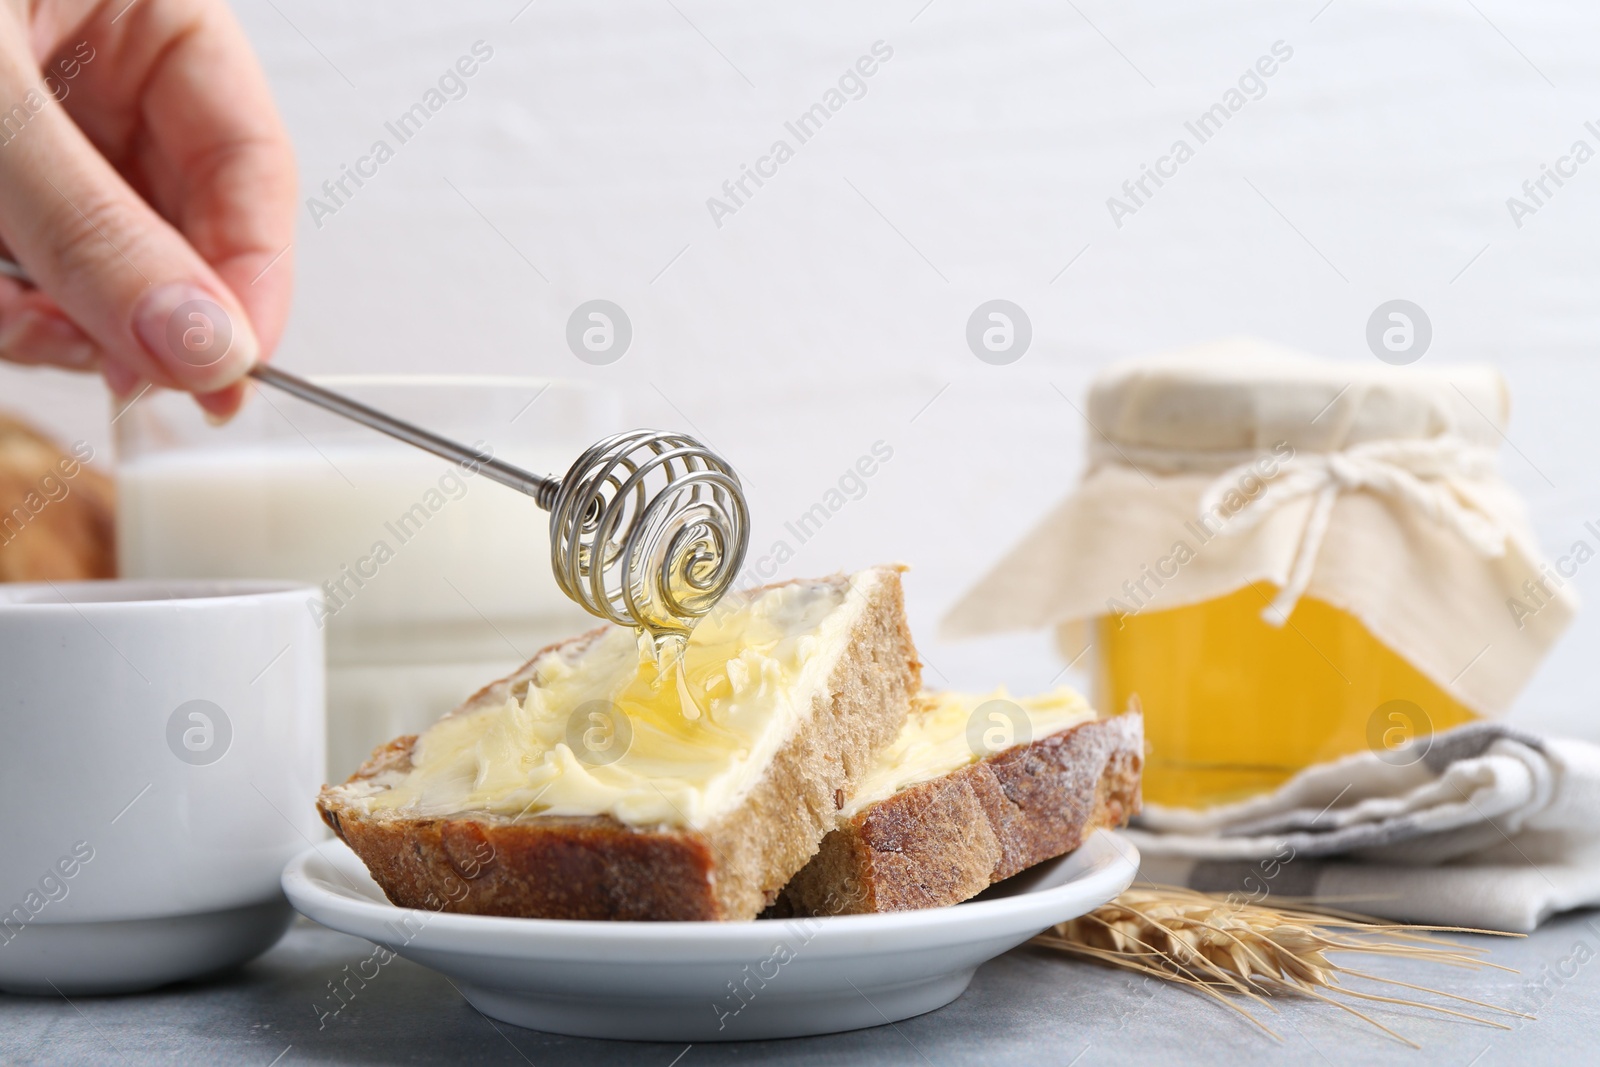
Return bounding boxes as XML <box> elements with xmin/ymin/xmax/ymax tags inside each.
<box><xmin>3</xmin><ymin>0</ymin><xmax>1596</xmax><ymax>737</ymax></box>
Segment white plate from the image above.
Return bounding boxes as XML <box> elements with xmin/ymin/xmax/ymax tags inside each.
<box><xmin>282</xmin><ymin>831</ymin><xmax>1138</xmax><ymax>1042</ymax></box>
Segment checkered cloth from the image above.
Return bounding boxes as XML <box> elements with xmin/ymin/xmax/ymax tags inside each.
<box><xmin>1127</xmin><ymin>724</ymin><xmax>1600</xmax><ymax>932</ymax></box>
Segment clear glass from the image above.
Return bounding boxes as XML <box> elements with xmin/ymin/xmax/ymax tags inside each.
<box><xmin>115</xmin><ymin>375</ymin><xmax>620</xmax><ymax>778</ymax></box>
<box><xmin>1094</xmin><ymin>583</ymin><xmax>1481</xmax><ymax>808</ymax></box>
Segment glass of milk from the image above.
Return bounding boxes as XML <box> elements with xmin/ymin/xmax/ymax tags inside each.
<box><xmin>115</xmin><ymin>376</ymin><xmax>619</xmax><ymax>778</ymax></box>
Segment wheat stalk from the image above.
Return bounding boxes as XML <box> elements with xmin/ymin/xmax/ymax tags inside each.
<box><xmin>1033</xmin><ymin>884</ymin><xmax>1531</xmax><ymax>1047</ymax></box>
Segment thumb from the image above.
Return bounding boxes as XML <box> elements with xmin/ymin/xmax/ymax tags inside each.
<box><xmin>0</xmin><ymin>61</ymin><xmax>258</xmax><ymax>394</ymax></box>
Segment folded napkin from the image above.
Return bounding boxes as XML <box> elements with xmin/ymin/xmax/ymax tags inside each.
<box><xmin>1127</xmin><ymin>723</ymin><xmax>1600</xmax><ymax>932</ymax></box>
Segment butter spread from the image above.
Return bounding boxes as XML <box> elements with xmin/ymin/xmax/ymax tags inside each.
<box><xmin>348</xmin><ymin>574</ymin><xmax>875</xmax><ymax>829</ymax></box>
<box><xmin>843</xmin><ymin>687</ymin><xmax>1096</xmax><ymax>816</ymax></box>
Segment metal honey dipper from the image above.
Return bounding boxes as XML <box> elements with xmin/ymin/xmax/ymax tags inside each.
<box><xmin>250</xmin><ymin>367</ymin><xmax>751</xmax><ymax>637</ymax></box>
<box><xmin>0</xmin><ymin>256</ymin><xmax>750</xmax><ymax>636</ymax></box>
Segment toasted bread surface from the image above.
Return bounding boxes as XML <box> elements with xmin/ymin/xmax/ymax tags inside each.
<box><xmin>318</xmin><ymin>567</ymin><xmax>920</xmax><ymax>921</ymax></box>
<box><xmin>777</xmin><ymin>711</ymin><xmax>1142</xmax><ymax>916</ymax></box>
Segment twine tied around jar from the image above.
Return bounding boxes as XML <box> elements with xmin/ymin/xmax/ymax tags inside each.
<box><xmin>1189</xmin><ymin>437</ymin><xmax>1512</xmax><ymax>625</ymax></box>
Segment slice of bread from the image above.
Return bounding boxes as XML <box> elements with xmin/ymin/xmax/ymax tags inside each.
<box><xmin>777</xmin><ymin>691</ymin><xmax>1142</xmax><ymax>916</ymax></box>
<box><xmin>317</xmin><ymin>565</ymin><xmax>920</xmax><ymax>921</ymax></box>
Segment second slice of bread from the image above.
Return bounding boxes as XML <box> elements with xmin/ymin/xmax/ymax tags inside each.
<box><xmin>778</xmin><ymin>701</ymin><xmax>1142</xmax><ymax>916</ymax></box>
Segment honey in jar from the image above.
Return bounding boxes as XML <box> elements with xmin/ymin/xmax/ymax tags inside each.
<box><xmin>1095</xmin><ymin>584</ymin><xmax>1481</xmax><ymax>806</ymax></box>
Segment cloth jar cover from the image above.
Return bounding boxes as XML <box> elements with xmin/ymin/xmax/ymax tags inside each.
<box><xmin>942</xmin><ymin>338</ymin><xmax>1577</xmax><ymax>719</ymax></box>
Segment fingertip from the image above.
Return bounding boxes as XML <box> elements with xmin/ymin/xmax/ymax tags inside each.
<box><xmin>194</xmin><ymin>380</ymin><xmax>250</xmax><ymax>424</ymax></box>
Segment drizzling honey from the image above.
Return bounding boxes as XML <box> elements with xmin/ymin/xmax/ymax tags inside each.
<box><xmin>617</xmin><ymin>498</ymin><xmax>740</xmax><ymax>722</ymax></box>
<box><xmin>593</xmin><ymin>634</ymin><xmax>738</xmax><ymax>755</ymax></box>
<box><xmin>635</xmin><ymin>630</ymin><xmax>710</xmax><ymax>721</ymax></box>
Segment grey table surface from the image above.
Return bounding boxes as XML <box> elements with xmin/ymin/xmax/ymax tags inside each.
<box><xmin>3</xmin><ymin>910</ymin><xmax>1598</xmax><ymax>1067</ymax></box>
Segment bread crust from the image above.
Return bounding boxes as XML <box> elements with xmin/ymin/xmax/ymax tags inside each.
<box><xmin>317</xmin><ymin>567</ymin><xmax>920</xmax><ymax>921</ymax></box>
<box><xmin>777</xmin><ymin>711</ymin><xmax>1142</xmax><ymax>916</ymax></box>
<box><xmin>0</xmin><ymin>415</ymin><xmax>114</xmax><ymax>582</ymax></box>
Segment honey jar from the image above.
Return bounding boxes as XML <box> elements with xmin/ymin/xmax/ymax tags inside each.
<box><xmin>944</xmin><ymin>340</ymin><xmax>1576</xmax><ymax>808</ymax></box>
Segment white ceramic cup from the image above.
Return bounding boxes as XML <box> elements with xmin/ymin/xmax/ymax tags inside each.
<box><xmin>0</xmin><ymin>579</ymin><xmax>325</xmax><ymax>995</ymax></box>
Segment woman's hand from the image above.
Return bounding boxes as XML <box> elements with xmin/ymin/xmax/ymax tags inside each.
<box><xmin>0</xmin><ymin>0</ymin><xmax>295</xmax><ymax>419</ymax></box>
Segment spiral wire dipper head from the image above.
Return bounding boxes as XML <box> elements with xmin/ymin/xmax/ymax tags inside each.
<box><xmin>542</xmin><ymin>430</ymin><xmax>750</xmax><ymax>636</ymax></box>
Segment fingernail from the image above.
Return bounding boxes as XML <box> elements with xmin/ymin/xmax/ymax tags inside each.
<box><xmin>132</xmin><ymin>281</ymin><xmax>256</xmax><ymax>389</ymax></box>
